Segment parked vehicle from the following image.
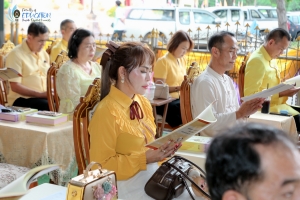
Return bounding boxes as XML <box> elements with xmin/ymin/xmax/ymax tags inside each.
<box><xmin>287</xmin><ymin>19</ymin><xmax>300</xmax><ymax>41</ymax></box>
<box><xmin>123</xmin><ymin>6</ymin><xmax>222</xmax><ymax>46</ymax></box>
<box><xmin>206</xmin><ymin>6</ymin><xmax>278</xmax><ymax>37</ymax></box>
<box><xmin>287</xmin><ymin>12</ymin><xmax>300</xmax><ymax>40</ymax></box>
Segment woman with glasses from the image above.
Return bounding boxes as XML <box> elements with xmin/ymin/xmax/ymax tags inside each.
<box><xmin>56</xmin><ymin>28</ymin><xmax>102</xmax><ymax>115</ymax></box>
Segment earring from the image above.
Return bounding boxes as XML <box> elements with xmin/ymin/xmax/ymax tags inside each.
<box><xmin>121</xmin><ymin>77</ymin><xmax>124</xmax><ymax>84</ymax></box>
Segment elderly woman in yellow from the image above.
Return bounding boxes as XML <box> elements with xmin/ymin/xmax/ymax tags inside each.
<box><xmin>154</xmin><ymin>30</ymin><xmax>194</xmax><ymax>127</ymax></box>
<box><xmin>56</xmin><ymin>29</ymin><xmax>101</xmax><ymax>115</ymax></box>
<box><xmin>88</xmin><ymin>42</ymin><xmax>182</xmax><ymax>199</ymax></box>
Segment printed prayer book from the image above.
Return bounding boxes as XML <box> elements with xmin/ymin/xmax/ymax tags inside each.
<box><xmin>0</xmin><ymin>68</ymin><xmax>22</xmax><ymax>81</ymax></box>
<box><xmin>146</xmin><ymin>101</ymin><xmax>217</xmax><ymax>150</ymax></box>
<box><xmin>241</xmin><ymin>75</ymin><xmax>300</xmax><ymax>102</ymax></box>
<box><xmin>0</xmin><ymin>164</ymin><xmax>60</xmax><ymax>198</ymax></box>
<box><xmin>179</xmin><ymin>135</ymin><xmax>212</xmax><ymax>153</ymax></box>
<box><xmin>25</xmin><ymin>113</ymin><xmax>68</xmax><ymax>126</ymax></box>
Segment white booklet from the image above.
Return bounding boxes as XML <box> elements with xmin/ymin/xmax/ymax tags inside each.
<box><xmin>0</xmin><ymin>68</ymin><xmax>22</xmax><ymax>81</ymax></box>
<box><xmin>146</xmin><ymin>101</ymin><xmax>217</xmax><ymax>150</ymax></box>
<box><xmin>241</xmin><ymin>75</ymin><xmax>300</xmax><ymax>102</ymax></box>
<box><xmin>0</xmin><ymin>164</ymin><xmax>59</xmax><ymax>198</ymax></box>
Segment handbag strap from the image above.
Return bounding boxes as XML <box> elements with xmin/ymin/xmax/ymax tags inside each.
<box><xmin>173</xmin><ymin>155</ymin><xmax>206</xmax><ymax>176</ymax></box>
<box><xmin>84</xmin><ymin>161</ymin><xmax>103</xmax><ymax>178</ymax></box>
<box><xmin>166</xmin><ymin>156</ymin><xmax>211</xmax><ymax>199</ymax></box>
<box><xmin>181</xmin><ymin>175</ymin><xmax>196</xmax><ymax>200</ymax></box>
<box><xmin>155</xmin><ymin>80</ymin><xmax>166</xmax><ymax>85</ymax></box>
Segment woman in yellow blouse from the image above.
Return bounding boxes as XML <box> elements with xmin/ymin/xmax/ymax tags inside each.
<box><xmin>88</xmin><ymin>42</ymin><xmax>182</xmax><ymax>199</ymax></box>
<box><xmin>56</xmin><ymin>29</ymin><xmax>101</xmax><ymax>115</ymax></box>
<box><xmin>154</xmin><ymin>30</ymin><xmax>194</xmax><ymax>127</ymax></box>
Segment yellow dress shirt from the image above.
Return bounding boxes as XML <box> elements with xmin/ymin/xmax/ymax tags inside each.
<box><xmin>50</xmin><ymin>39</ymin><xmax>68</xmax><ymax>63</ymax></box>
<box><xmin>154</xmin><ymin>52</ymin><xmax>186</xmax><ymax>98</ymax></box>
<box><xmin>244</xmin><ymin>45</ymin><xmax>299</xmax><ymax>115</ymax></box>
<box><xmin>88</xmin><ymin>86</ymin><xmax>156</xmax><ymax>180</ymax></box>
<box><xmin>5</xmin><ymin>39</ymin><xmax>50</xmax><ymax>105</ymax></box>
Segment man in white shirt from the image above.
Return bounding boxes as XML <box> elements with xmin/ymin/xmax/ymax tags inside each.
<box><xmin>190</xmin><ymin>31</ymin><xmax>264</xmax><ymax>136</ymax></box>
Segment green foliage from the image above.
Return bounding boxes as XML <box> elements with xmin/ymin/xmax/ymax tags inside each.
<box><xmin>4</xmin><ymin>0</ymin><xmax>10</xmax><ymax>9</ymax></box>
<box><xmin>286</xmin><ymin>0</ymin><xmax>300</xmax><ymax>11</ymax></box>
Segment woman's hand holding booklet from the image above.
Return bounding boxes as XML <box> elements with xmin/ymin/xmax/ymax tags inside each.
<box><xmin>146</xmin><ymin>101</ymin><xmax>217</xmax><ymax>150</ymax></box>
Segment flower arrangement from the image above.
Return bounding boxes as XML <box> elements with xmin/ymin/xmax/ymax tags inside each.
<box><xmin>92</xmin><ymin>177</ymin><xmax>117</xmax><ymax>200</ymax></box>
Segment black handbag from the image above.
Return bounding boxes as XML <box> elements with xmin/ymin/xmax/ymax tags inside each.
<box><xmin>144</xmin><ymin>155</ymin><xmax>210</xmax><ymax>200</ymax></box>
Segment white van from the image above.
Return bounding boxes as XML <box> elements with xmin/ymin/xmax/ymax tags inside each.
<box><xmin>123</xmin><ymin>7</ymin><xmax>222</xmax><ymax>44</ymax></box>
<box><xmin>206</xmin><ymin>6</ymin><xmax>278</xmax><ymax>36</ymax></box>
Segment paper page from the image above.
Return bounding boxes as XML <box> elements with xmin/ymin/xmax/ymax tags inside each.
<box><xmin>146</xmin><ymin>101</ymin><xmax>217</xmax><ymax>150</ymax></box>
<box><xmin>0</xmin><ymin>68</ymin><xmax>22</xmax><ymax>81</ymax></box>
<box><xmin>0</xmin><ymin>165</ymin><xmax>59</xmax><ymax>198</ymax></box>
<box><xmin>241</xmin><ymin>83</ymin><xmax>294</xmax><ymax>102</ymax></box>
<box><xmin>40</xmin><ymin>190</ymin><xmax>67</xmax><ymax>200</ymax></box>
<box><xmin>284</xmin><ymin>75</ymin><xmax>300</xmax><ymax>87</ymax></box>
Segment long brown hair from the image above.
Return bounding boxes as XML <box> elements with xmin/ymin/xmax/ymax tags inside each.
<box><xmin>100</xmin><ymin>42</ymin><xmax>155</xmax><ymax>100</ymax></box>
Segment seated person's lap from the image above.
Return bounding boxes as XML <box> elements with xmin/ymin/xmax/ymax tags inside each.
<box><xmin>13</xmin><ymin>97</ymin><xmax>49</xmax><ymax>111</ymax></box>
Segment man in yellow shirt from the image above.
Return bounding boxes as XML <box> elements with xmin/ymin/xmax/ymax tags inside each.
<box><xmin>50</xmin><ymin>19</ymin><xmax>76</xmax><ymax>63</ymax></box>
<box><xmin>244</xmin><ymin>28</ymin><xmax>300</xmax><ymax>131</ymax></box>
<box><xmin>5</xmin><ymin>22</ymin><xmax>50</xmax><ymax>110</ymax></box>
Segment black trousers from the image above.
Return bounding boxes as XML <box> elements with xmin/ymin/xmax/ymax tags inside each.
<box><xmin>13</xmin><ymin>97</ymin><xmax>49</xmax><ymax>111</ymax></box>
<box><xmin>156</xmin><ymin>99</ymin><xmax>182</xmax><ymax>128</ymax></box>
<box><xmin>291</xmin><ymin>106</ymin><xmax>300</xmax><ymax>132</ymax></box>
<box><xmin>112</xmin><ymin>30</ymin><xmax>124</xmax><ymax>41</ymax></box>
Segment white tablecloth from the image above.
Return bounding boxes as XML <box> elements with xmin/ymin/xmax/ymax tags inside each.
<box><xmin>248</xmin><ymin>112</ymin><xmax>298</xmax><ymax>141</ymax></box>
<box><xmin>0</xmin><ymin>121</ymin><xmax>77</xmax><ymax>186</ymax></box>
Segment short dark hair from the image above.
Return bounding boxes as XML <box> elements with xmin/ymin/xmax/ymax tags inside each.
<box><xmin>207</xmin><ymin>31</ymin><xmax>235</xmax><ymax>52</ymax></box>
<box><xmin>100</xmin><ymin>41</ymin><xmax>155</xmax><ymax>100</ymax></box>
<box><xmin>60</xmin><ymin>19</ymin><xmax>74</xmax><ymax>30</ymax></box>
<box><xmin>167</xmin><ymin>30</ymin><xmax>194</xmax><ymax>53</ymax></box>
<box><xmin>205</xmin><ymin>123</ymin><xmax>296</xmax><ymax>200</ymax></box>
<box><xmin>68</xmin><ymin>28</ymin><xmax>94</xmax><ymax>59</ymax></box>
<box><xmin>116</xmin><ymin>0</ymin><xmax>121</xmax><ymax>6</ymax></box>
<box><xmin>27</xmin><ymin>22</ymin><xmax>49</xmax><ymax>37</ymax></box>
<box><xmin>265</xmin><ymin>28</ymin><xmax>291</xmax><ymax>43</ymax></box>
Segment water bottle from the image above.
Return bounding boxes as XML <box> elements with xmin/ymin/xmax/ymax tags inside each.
<box><xmin>145</xmin><ymin>82</ymin><xmax>156</xmax><ymax>100</ymax></box>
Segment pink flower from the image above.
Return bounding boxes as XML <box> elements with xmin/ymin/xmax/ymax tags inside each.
<box><xmin>105</xmin><ymin>193</ymin><xmax>112</xmax><ymax>200</ymax></box>
<box><xmin>110</xmin><ymin>185</ymin><xmax>117</xmax><ymax>196</ymax></box>
<box><xmin>93</xmin><ymin>184</ymin><xmax>104</xmax><ymax>199</ymax></box>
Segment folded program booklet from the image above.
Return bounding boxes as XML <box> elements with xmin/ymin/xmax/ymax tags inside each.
<box><xmin>146</xmin><ymin>101</ymin><xmax>217</xmax><ymax>150</ymax></box>
<box><xmin>0</xmin><ymin>164</ymin><xmax>59</xmax><ymax>198</ymax></box>
<box><xmin>0</xmin><ymin>68</ymin><xmax>22</xmax><ymax>81</ymax></box>
<box><xmin>241</xmin><ymin>75</ymin><xmax>300</xmax><ymax>102</ymax></box>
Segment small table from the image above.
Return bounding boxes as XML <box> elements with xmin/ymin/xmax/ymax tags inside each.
<box><xmin>150</xmin><ymin>97</ymin><xmax>176</xmax><ymax>138</ymax></box>
<box><xmin>248</xmin><ymin>112</ymin><xmax>298</xmax><ymax>141</ymax></box>
<box><xmin>0</xmin><ymin>121</ymin><xmax>77</xmax><ymax>186</ymax></box>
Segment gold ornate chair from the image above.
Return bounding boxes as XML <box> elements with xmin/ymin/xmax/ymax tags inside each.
<box><xmin>46</xmin><ymin>62</ymin><xmax>60</xmax><ymax>112</ymax></box>
<box><xmin>46</xmin><ymin>51</ymin><xmax>69</xmax><ymax>112</ymax></box>
<box><xmin>73</xmin><ymin>77</ymin><xmax>101</xmax><ymax>174</ymax></box>
<box><xmin>180</xmin><ymin>64</ymin><xmax>201</xmax><ymax>125</ymax></box>
<box><xmin>45</xmin><ymin>39</ymin><xmax>58</xmax><ymax>55</ymax></box>
<box><xmin>55</xmin><ymin>50</ymin><xmax>69</xmax><ymax>67</ymax></box>
<box><xmin>0</xmin><ymin>40</ymin><xmax>16</xmax><ymax>106</ymax></box>
<box><xmin>0</xmin><ymin>81</ymin><xmax>9</xmax><ymax>106</ymax></box>
<box><xmin>238</xmin><ymin>52</ymin><xmax>251</xmax><ymax>98</ymax></box>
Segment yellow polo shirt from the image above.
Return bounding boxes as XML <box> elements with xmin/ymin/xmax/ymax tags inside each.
<box><xmin>50</xmin><ymin>39</ymin><xmax>68</xmax><ymax>63</ymax></box>
<box><xmin>154</xmin><ymin>52</ymin><xmax>186</xmax><ymax>98</ymax></box>
<box><xmin>5</xmin><ymin>39</ymin><xmax>50</xmax><ymax>105</ymax></box>
<box><xmin>88</xmin><ymin>86</ymin><xmax>156</xmax><ymax>180</ymax></box>
<box><xmin>244</xmin><ymin>45</ymin><xmax>298</xmax><ymax>115</ymax></box>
